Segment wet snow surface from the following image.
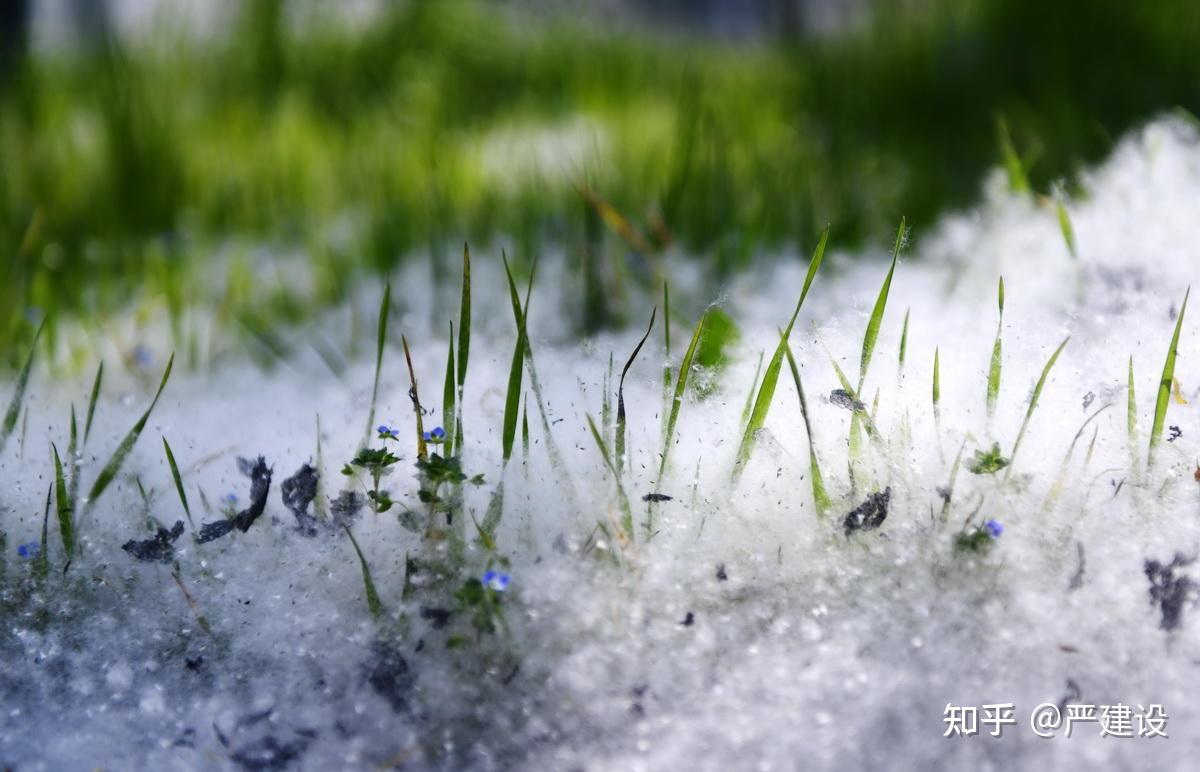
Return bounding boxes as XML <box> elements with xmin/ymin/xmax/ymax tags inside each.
<box><xmin>4</xmin><ymin>118</ymin><xmax>1200</xmax><ymax>769</ymax></box>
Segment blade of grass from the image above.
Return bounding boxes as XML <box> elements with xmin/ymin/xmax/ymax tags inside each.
<box><xmin>1127</xmin><ymin>355</ymin><xmax>1140</xmax><ymax>479</ymax></box>
<box><xmin>0</xmin><ymin>319</ymin><xmax>44</xmax><ymax>455</ymax></box>
<box><xmin>364</xmin><ymin>281</ymin><xmax>391</xmax><ymax>444</ymax></box>
<box><xmin>858</xmin><ymin>218</ymin><xmax>905</xmax><ymax>393</ymax></box>
<box><xmin>163</xmin><ymin>436</ymin><xmax>194</xmax><ymax>529</ymax></box>
<box><xmin>1005</xmin><ymin>336</ymin><xmax>1070</xmax><ymax>478</ymax></box>
<box><xmin>401</xmin><ymin>336</ymin><xmax>427</xmax><ymax>461</ymax></box>
<box><xmin>343</xmin><ymin>525</ymin><xmax>382</xmax><ymax>617</ymax></box>
<box><xmin>586</xmin><ymin>413</ymin><xmax>633</xmax><ymax>538</ymax></box>
<box><xmin>36</xmin><ymin>484</ymin><xmax>50</xmax><ymax>581</ymax></box>
<box><xmin>501</xmin><ymin>253</ymin><xmax>535</xmax><ymax>463</ymax></box>
<box><xmin>86</xmin><ymin>352</ymin><xmax>175</xmax><ymax>509</ymax></box>
<box><xmin>443</xmin><ymin>322</ymin><xmax>456</xmax><ymax>457</ymax></box>
<box><xmin>987</xmin><ymin>277</ymin><xmax>1004</xmax><ymax>420</ymax></box>
<box><xmin>733</xmin><ymin>227</ymin><xmax>829</xmax><ymax>479</ymax></box>
<box><xmin>52</xmin><ymin>443</ymin><xmax>74</xmax><ymax>564</ymax></box>
<box><xmin>616</xmin><ymin>307</ymin><xmax>656</xmax><ymax>478</ymax></box>
<box><xmin>741</xmin><ymin>350</ymin><xmax>765</xmax><ymax>425</ymax></box>
<box><xmin>783</xmin><ymin>338</ymin><xmax>830</xmax><ymax>516</ymax></box>
<box><xmin>997</xmin><ymin>116</ymin><xmax>1030</xmax><ymax>193</ymax></box>
<box><xmin>66</xmin><ymin>404</ymin><xmax>79</xmax><ymax>511</ymax></box>
<box><xmin>1149</xmin><ymin>289</ymin><xmax>1189</xmax><ymax>467</ymax></box>
<box><xmin>456</xmin><ymin>243</ymin><xmax>471</xmax><ymax>450</ymax></box>
<box><xmin>84</xmin><ymin>361</ymin><xmax>103</xmax><ymax>446</ymax></box>
<box><xmin>657</xmin><ymin>309</ymin><xmax>707</xmax><ymax>483</ymax></box>
<box><xmin>1056</xmin><ymin>191</ymin><xmax>1077</xmax><ymax>259</ymax></box>
<box><xmin>898</xmin><ymin>308</ymin><xmax>910</xmax><ymax>378</ymax></box>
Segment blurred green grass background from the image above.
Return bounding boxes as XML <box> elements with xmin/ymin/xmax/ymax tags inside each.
<box><xmin>2</xmin><ymin>0</ymin><xmax>1199</xmax><ymax>367</ymax></box>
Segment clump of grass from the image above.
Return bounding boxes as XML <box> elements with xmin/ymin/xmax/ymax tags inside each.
<box><xmin>732</xmin><ymin>226</ymin><xmax>829</xmax><ymax>481</ymax></box>
<box><xmin>1149</xmin><ymin>288</ymin><xmax>1189</xmax><ymax>468</ymax></box>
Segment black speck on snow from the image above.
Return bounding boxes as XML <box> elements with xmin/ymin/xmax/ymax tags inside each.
<box><xmin>366</xmin><ymin>638</ymin><xmax>415</xmax><ymax>713</ymax></box>
<box><xmin>843</xmin><ymin>487</ymin><xmax>891</xmax><ymax>537</ymax></box>
<box><xmin>642</xmin><ymin>492</ymin><xmax>673</xmax><ymax>502</ymax></box>
<box><xmin>1146</xmin><ymin>553</ymin><xmax>1197</xmax><ymax>631</ymax></box>
<box><xmin>1168</xmin><ymin>425</ymin><xmax>1182</xmax><ymax>442</ymax></box>
<box><xmin>198</xmin><ymin>457</ymin><xmax>273</xmax><ymax>543</ymax></box>
<box><xmin>830</xmin><ymin>389</ymin><xmax>866</xmax><ymax>412</ymax></box>
<box><xmin>419</xmin><ymin>606</ymin><xmax>453</xmax><ymax>629</ymax></box>
<box><xmin>281</xmin><ymin>464</ymin><xmax>319</xmax><ymax>536</ymax></box>
<box><xmin>716</xmin><ymin>563</ymin><xmax>728</xmax><ymax>582</ymax></box>
<box><xmin>681</xmin><ymin>611</ymin><xmax>695</xmax><ymax>627</ymax></box>
<box><xmin>121</xmin><ymin>520</ymin><xmax>184</xmax><ymax>563</ymax></box>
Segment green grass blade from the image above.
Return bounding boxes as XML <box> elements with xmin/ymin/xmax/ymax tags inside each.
<box><xmin>987</xmin><ymin>277</ymin><xmax>1004</xmax><ymax>419</ymax></box>
<box><xmin>1007</xmin><ymin>336</ymin><xmax>1070</xmax><ymax>475</ymax></box>
<box><xmin>1</xmin><ymin>319</ymin><xmax>44</xmax><ymax>455</ymax></box>
<box><xmin>741</xmin><ymin>350</ymin><xmax>765</xmax><ymax>424</ymax></box>
<box><xmin>586</xmin><ymin>413</ymin><xmax>633</xmax><ymax>538</ymax></box>
<box><xmin>616</xmin><ymin>307</ymin><xmax>656</xmax><ymax>477</ymax></box>
<box><xmin>456</xmin><ymin>243</ymin><xmax>471</xmax><ymax>449</ymax></box>
<box><xmin>52</xmin><ymin>443</ymin><xmax>74</xmax><ymax>562</ymax></box>
<box><xmin>997</xmin><ymin>116</ymin><xmax>1029</xmax><ymax>193</ymax></box>
<box><xmin>84</xmin><ymin>361</ymin><xmax>103</xmax><ymax>447</ymax></box>
<box><xmin>933</xmin><ymin>346</ymin><xmax>941</xmax><ymax>413</ymax></box>
<box><xmin>364</xmin><ymin>281</ymin><xmax>391</xmax><ymax>444</ymax></box>
<box><xmin>1150</xmin><ymin>288</ymin><xmax>1190</xmax><ymax>467</ymax></box>
<box><xmin>858</xmin><ymin>218</ymin><xmax>904</xmax><ymax>392</ymax></box>
<box><xmin>658</xmin><ymin>310</ymin><xmax>707</xmax><ymax>482</ymax></box>
<box><xmin>783</xmin><ymin>338</ymin><xmax>830</xmax><ymax>517</ymax></box>
<box><xmin>163</xmin><ymin>436</ymin><xmax>194</xmax><ymax>528</ymax></box>
<box><xmin>36</xmin><ymin>484</ymin><xmax>50</xmax><ymax>581</ymax></box>
<box><xmin>501</xmin><ymin>253</ymin><xmax>534</xmax><ymax>462</ymax></box>
<box><xmin>1127</xmin><ymin>355</ymin><xmax>1140</xmax><ymax>478</ymax></box>
<box><xmin>87</xmin><ymin>352</ymin><xmax>175</xmax><ymax>508</ymax></box>
<box><xmin>343</xmin><ymin>525</ymin><xmax>382</xmax><ymax>617</ymax></box>
<box><xmin>1056</xmin><ymin>196</ymin><xmax>1077</xmax><ymax>259</ymax></box>
<box><xmin>67</xmin><ymin>404</ymin><xmax>79</xmax><ymax>509</ymax></box>
<box><xmin>733</xmin><ymin>228</ymin><xmax>829</xmax><ymax>479</ymax></box>
<box><xmin>443</xmin><ymin>322</ymin><xmax>456</xmax><ymax>458</ymax></box>
<box><xmin>898</xmin><ymin>309</ymin><xmax>910</xmax><ymax>376</ymax></box>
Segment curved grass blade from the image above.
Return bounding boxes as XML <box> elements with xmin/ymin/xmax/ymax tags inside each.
<box><xmin>1</xmin><ymin>319</ymin><xmax>44</xmax><ymax>455</ymax></box>
<box><xmin>87</xmin><ymin>352</ymin><xmax>175</xmax><ymax>509</ymax></box>
<box><xmin>343</xmin><ymin>525</ymin><xmax>382</xmax><ymax>617</ymax></box>
<box><xmin>1005</xmin><ymin>336</ymin><xmax>1070</xmax><ymax>478</ymax></box>
<box><xmin>987</xmin><ymin>277</ymin><xmax>1004</xmax><ymax>419</ymax></box>
<box><xmin>616</xmin><ymin>307</ymin><xmax>656</xmax><ymax>477</ymax></box>
<box><xmin>443</xmin><ymin>322</ymin><xmax>456</xmax><ymax>458</ymax></box>
<box><xmin>364</xmin><ymin>281</ymin><xmax>391</xmax><ymax>444</ymax></box>
<box><xmin>898</xmin><ymin>309</ymin><xmax>910</xmax><ymax>377</ymax></box>
<box><xmin>783</xmin><ymin>338</ymin><xmax>830</xmax><ymax>516</ymax></box>
<box><xmin>658</xmin><ymin>309</ymin><xmax>707</xmax><ymax>482</ymax></box>
<box><xmin>741</xmin><ymin>350</ymin><xmax>765</xmax><ymax>424</ymax></box>
<box><xmin>1149</xmin><ymin>288</ymin><xmax>1189</xmax><ymax>467</ymax></box>
<box><xmin>84</xmin><ymin>361</ymin><xmax>103</xmax><ymax>446</ymax></box>
<box><xmin>858</xmin><ymin>218</ymin><xmax>904</xmax><ymax>392</ymax></box>
<box><xmin>163</xmin><ymin>436</ymin><xmax>194</xmax><ymax>528</ymax></box>
<box><xmin>52</xmin><ymin>443</ymin><xmax>74</xmax><ymax>563</ymax></box>
<box><xmin>733</xmin><ymin>227</ymin><xmax>829</xmax><ymax>479</ymax></box>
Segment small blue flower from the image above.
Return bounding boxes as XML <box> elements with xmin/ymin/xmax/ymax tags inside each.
<box><xmin>483</xmin><ymin>570</ymin><xmax>510</xmax><ymax>592</ymax></box>
<box><xmin>377</xmin><ymin>425</ymin><xmax>400</xmax><ymax>441</ymax></box>
<box><xmin>221</xmin><ymin>493</ymin><xmax>238</xmax><ymax>507</ymax></box>
<box><xmin>983</xmin><ymin>519</ymin><xmax>1003</xmax><ymax>538</ymax></box>
<box><xmin>17</xmin><ymin>541</ymin><xmax>40</xmax><ymax>559</ymax></box>
<box><xmin>423</xmin><ymin>426</ymin><xmax>446</xmax><ymax>443</ymax></box>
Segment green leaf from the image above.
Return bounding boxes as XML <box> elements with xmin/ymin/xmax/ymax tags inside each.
<box><xmin>86</xmin><ymin>352</ymin><xmax>175</xmax><ymax>508</ymax></box>
<box><xmin>84</xmin><ymin>361</ymin><xmax>103</xmax><ymax>446</ymax></box>
<box><xmin>858</xmin><ymin>218</ymin><xmax>904</xmax><ymax>392</ymax></box>
<box><xmin>733</xmin><ymin>227</ymin><xmax>828</xmax><ymax>479</ymax></box>
<box><xmin>658</xmin><ymin>310</ymin><xmax>707</xmax><ymax>482</ymax></box>
<box><xmin>1007</xmin><ymin>336</ymin><xmax>1070</xmax><ymax>476</ymax></box>
<box><xmin>162</xmin><ymin>436</ymin><xmax>194</xmax><ymax>528</ymax></box>
<box><xmin>0</xmin><ymin>319</ymin><xmax>44</xmax><ymax>455</ymax></box>
<box><xmin>1150</xmin><ymin>288</ymin><xmax>1189</xmax><ymax>467</ymax></box>
<box><xmin>783</xmin><ymin>337</ymin><xmax>830</xmax><ymax>516</ymax></box>
<box><xmin>997</xmin><ymin>116</ymin><xmax>1029</xmax><ymax>193</ymax></box>
<box><xmin>343</xmin><ymin>525</ymin><xmax>382</xmax><ymax>617</ymax></box>
<box><xmin>987</xmin><ymin>277</ymin><xmax>1004</xmax><ymax>418</ymax></box>
<box><xmin>898</xmin><ymin>309</ymin><xmax>910</xmax><ymax>374</ymax></box>
<box><xmin>1056</xmin><ymin>196</ymin><xmax>1077</xmax><ymax>259</ymax></box>
<box><xmin>364</xmin><ymin>281</ymin><xmax>391</xmax><ymax>444</ymax></box>
<box><xmin>501</xmin><ymin>253</ymin><xmax>535</xmax><ymax>462</ymax></box>
<box><xmin>52</xmin><ymin>443</ymin><xmax>74</xmax><ymax>562</ymax></box>
<box><xmin>968</xmin><ymin>442</ymin><xmax>1010</xmax><ymax>475</ymax></box>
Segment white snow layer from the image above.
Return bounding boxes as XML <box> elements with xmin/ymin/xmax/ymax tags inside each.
<box><xmin>4</xmin><ymin>116</ymin><xmax>1200</xmax><ymax>770</ymax></box>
